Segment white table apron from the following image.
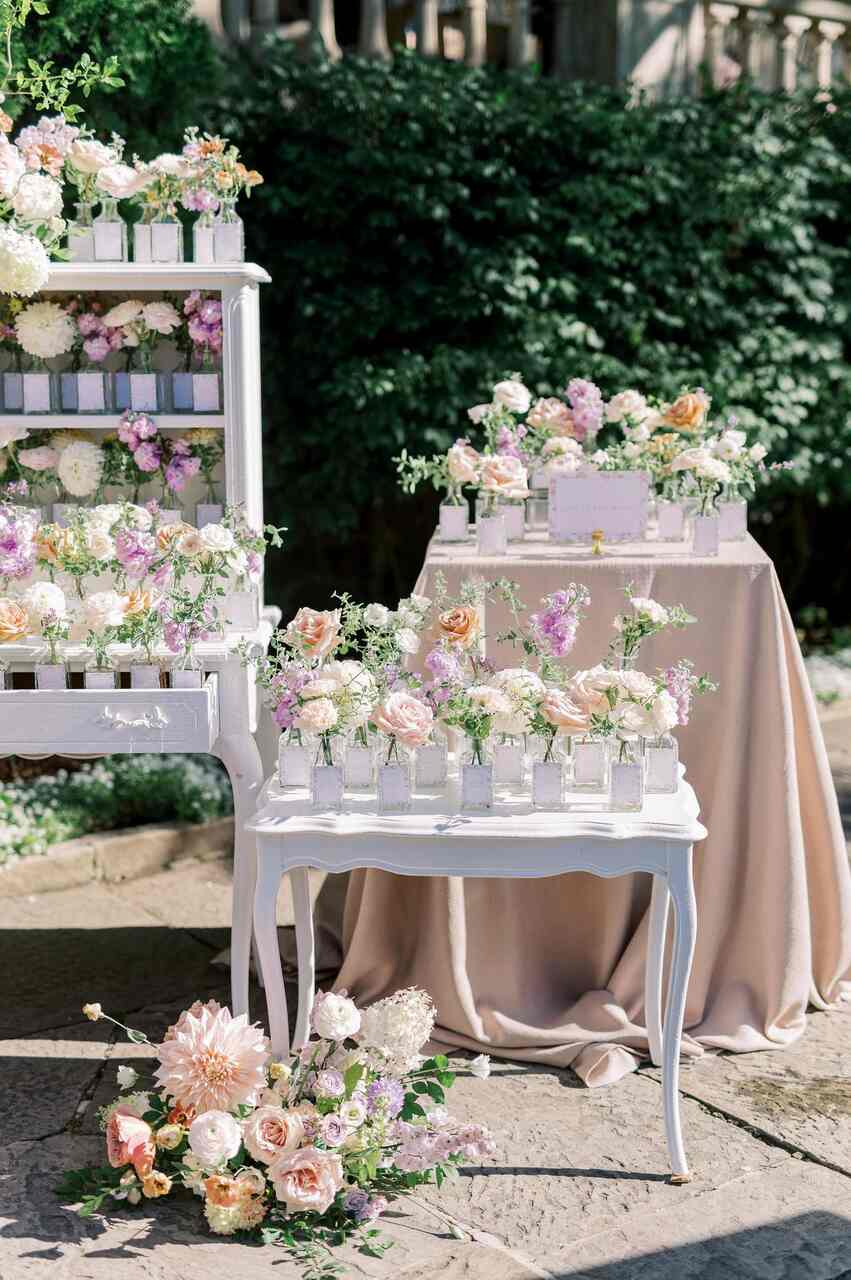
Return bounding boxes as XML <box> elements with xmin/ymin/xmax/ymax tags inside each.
<box><xmin>247</xmin><ymin>771</ymin><xmax>707</xmax><ymax>1183</ymax></box>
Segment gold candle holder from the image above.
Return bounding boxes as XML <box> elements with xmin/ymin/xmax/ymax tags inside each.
<box><xmin>591</xmin><ymin>529</ymin><xmax>605</xmax><ymax>556</ymax></box>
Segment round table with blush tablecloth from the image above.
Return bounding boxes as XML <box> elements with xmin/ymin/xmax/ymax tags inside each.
<box><xmin>325</xmin><ymin>530</ymin><xmax>851</xmax><ymax>1086</ymax></box>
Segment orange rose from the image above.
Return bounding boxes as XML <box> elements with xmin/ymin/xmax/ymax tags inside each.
<box><xmin>106</xmin><ymin>1106</ymin><xmax>156</xmax><ymax>1178</ymax></box>
<box><xmin>661</xmin><ymin>390</ymin><xmax>710</xmax><ymax>434</ymax></box>
<box><xmin>123</xmin><ymin>588</ymin><xmax>153</xmax><ymax>617</ymax></box>
<box><xmin>0</xmin><ymin>598</ymin><xmax>30</xmax><ymax>643</ymax></box>
<box><xmin>157</xmin><ymin>522</ymin><xmax>190</xmax><ymax>551</ymax></box>
<box><xmin>438</xmin><ymin>605</ymin><xmax>480</xmax><ymax>650</ymax></box>
<box><xmin>142</xmin><ymin>1171</ymin><xmax>172</xmax><ymax>1198</ymax></box>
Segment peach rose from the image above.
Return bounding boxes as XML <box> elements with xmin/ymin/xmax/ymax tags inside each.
<box><xmin>372</xmin><ymin>690</ymin><xmax>434</xmax><ymax>749</ymax></box>
<box><xmin>204</xmin><ymin>1173</ymin><xmax>243</xmax><ymax>1207</ymax></box>
<box><xmin>122</xmin><ymin>588</ymin><xmax>154</xmax><ymax>617</ymax></box>
<box><xmin>0</xmin><ymin>598</ymin><xmax>29</xmax><ymax>643</ymax></box>
<box><xmin>447</xmin><ymin>440</ymin><xmax>480</xmax><ymax>486</ymax></box>
<box><xmin>106</xmin><ymin>1106</ymin><xmax>156</xmax><ymax>1178</ymax></box>
<box><xmin>36</xmin><ymin>527</ymin><xmax>76</xmax><ymax>566</ymax></box>
<box><xmin>157</xmin><ymin>521</ymin><xmax>191</xmax><ymax>551</ymax></box>
<box><xmin>268</xmin><ymin>1146</ymin><xmax>344</xmax><ymax>1216</ymax></box>
<box><xmin>526</xmin><ymin>397</ymin><xmax>574</xmax><ymax>435</ymax></box>
<box><xmin>242</xmin><ymin>1105</ymin><xmax>305</xmax><ymax>1165</ymax></box>
<box><xmin>568</xmin><ymin>665</ymin><xmax>617</xmax><ymax>715</ymax></box>
<box><xmin>539</xmin><ymin>689</ymin><xmax>590</xmax><ymax>731</ymax></box>
<box><xmin>284</xmin><ymin>607</ymin><xmax>341</xmax><ymax>662</ymax></box>
<box><xmin>438</xmin><ymin>605</ymin><xmax>480</xmax><ymax>649</ymax></box>
<box><xmin>661</xmin><ymin>390</ymin><xmax>710</xmax><ymax>434</ymax></box>
<box><xmin>294</xmin><ymin>696</ymin><xmax>338</xmax><ymax>734</ymax></box>
<box><xmin>479</xmin><ymin>454</ymin><xmax>529</xmax><ymax>499</ymax></box>
<box><xmin>177</xmin><ymin>529</ymin><xmax>204</xmax><ymax>557</ymax></box>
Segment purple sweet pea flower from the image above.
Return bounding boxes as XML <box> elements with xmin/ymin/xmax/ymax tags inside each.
<box><xmin>133</xmin><ymin>441</ymin><xmax>162</xmax><ymax>473</ymax></box>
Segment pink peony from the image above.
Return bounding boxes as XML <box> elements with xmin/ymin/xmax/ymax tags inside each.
<box><xmin>154</xmin><ymin>1006</ymin><xmax>269</xmax><ymax>1114</ymax></box>
<box><xmin>373</xmin><ymin>690</ymin><xmax>434</xmax><ymax>749</ymax></box>
<box><xmin>106</xmin><ymin>1105</ymin><xmax>156</xmax><ymax>1178</ymax></box>
<box><xmin>268</xmin><ymin>1147</ymin><xmax>344</xmax><ymax>1216</ymax></box>
<box><xmin>242</xmin><ymin>1105</ymin><xmax>305</xmax><ymax>1165</ymax></box>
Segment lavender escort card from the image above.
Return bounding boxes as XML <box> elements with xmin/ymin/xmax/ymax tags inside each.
<box><xmin>549</xmin><ymin>470</ymin><xmax>650</xmax><ymax>544</ymax></box>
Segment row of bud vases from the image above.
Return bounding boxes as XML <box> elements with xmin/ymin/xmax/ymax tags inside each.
<box><xmin>25</xmin><ymin>662</ymin><xmax>205</xmax><ymax>691</ymax></box>
<box><xmin>0</xmin><ymin>368</ymin><xmax>221</xmax><ymax>415</ymax></box>
<box><xmin>68</xmin><ymin>201</ymin><xmax>245</xmax><ymax>264</ymax></box>
<box><xmin>277</xmin><ymin>730</ymin><xmax>680</xmax><ymax>815</ymax></box>
<box><xmin>48</xmin><ymin>502</ymin><xmax>223</xmax><ymax>529</ymax></box>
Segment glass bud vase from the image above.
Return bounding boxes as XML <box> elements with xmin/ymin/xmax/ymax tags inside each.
<box><xmin>377</xmin><ymin>740</ymin><xmax>412</xmax><ymax>813</ymax></box>
<box><xmin>311</xmin><ymin>735</ymin><xmax>344</xmax><ymax>812</ymax></box>
<box><xmin>609</xmin><ymin>741</ymin><xmax>645</xmax><ymax>812</ymax></box>
<box><xmin>657</xmin><ymin>499</ymin><xmax>685</xmax><ymax>541</ymax></box>
<box><xmin>499</xmin><ymin>499</ymin><xmax>526</xmax><ymax>543</ymax></box>
<box><xmin>150</xmin><ymin>211</ymin><xmax>184</xmax><ymax>263</ymax></box>
<box><xmin>278</xmin><ymin>729</ymin><xmax>312</xmax><ymax>789</ymax></box>
<box><xmin>212</xmin><ymin>198</ymin><xmax>245</xmax><ymax>262</ymax></box>
<box><xmin>719</xmin><ymin>495</ymin><xmax>748</xmax><ymax>541</ymax></box>
<box><xmin>35</xmin><ymin>662</ymin><xmax>67</xmax><ymax>690</ymax></box>
<box><xmin>644</xmin><ymin>733</ymin><xmax>679</xmax><ymax>794</ymax></box>
<box><xmin>461</xmin><ymin>738</ymin><xmax>494</xmax><ymax>812</ymax></box>
<box><xmin>438</xmin><ymin>501</ymin><xmax>468</xmax><ymax>543</ymax></box>
<box><xmin>476</xmin><ymin>511</ymin><xmax>507</xmax><ymax>556</ymax></box>
<box><xmin>345</xmin><ymin>727</ymin><xmax>376</xmax><ymax>791</ymax></box>
<box><xmin>531</xmin><ymin>733</ymin><xmax>564</xmax><ymax>809</ymax></box>
<box><xmin>68</xmin><ymin>200</ymin><xmax>96</xmax><ymax>261</ymax></box>
<box><xmin>493</xmin><ymin>734</ymin><xmax>525</xmax><ymax>788</ymax></box>
<box><xmin>93</xmin><ymin>197</ymin><xmax>128</xmax><ymax>261</ymax></box>
<box><xmin>415</xmin><ymin>734</ymin><xmax>448</xmax><ymax>790</ymax></box>
<box><xmin>572</xmin><ymin>736</ymin><xmax>610</xmax><ymax>793</ymax></box>
<box><xmin>193</xmin><ymin>209</ymin><xmax>216</xmax><ymax>264</ymax></box>
<box><xmin>692</xmin><ymin>511</ymin><xmax>720</xmax><ymax>557</ymax></box>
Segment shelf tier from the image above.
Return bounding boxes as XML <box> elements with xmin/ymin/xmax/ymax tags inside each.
<box><xmin>7</xmin><ymin>414</ymin><xmax>225</xmax><ymax>430</ymax></box>
<box><xmin>43</xmin><ymin>262</ymin><xmax>272</xmax><ymax>291</ymax></box>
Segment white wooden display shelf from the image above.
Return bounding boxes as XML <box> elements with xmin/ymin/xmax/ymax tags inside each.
<box><xmin>40</xmin><ymin>263</ymin><xmax>272</xmax><ymax>292</ymax></box>
<box><xmin>9</xmin><ymin>415</ymin><xmax>225</xmax><ymax>430</ymax></box>
<box><xmin>247</xmin><ymin>765</ymin><xmax>707</xmax><ymax>1183</ymax></box>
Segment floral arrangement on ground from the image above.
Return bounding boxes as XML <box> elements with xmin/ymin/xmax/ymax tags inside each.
<box><xmin>60</xmin><ymin>992</ymin><xmax>495</xmax><ymax>1276</ymax></box>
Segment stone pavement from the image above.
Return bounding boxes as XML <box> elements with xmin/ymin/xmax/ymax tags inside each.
<box><xmin>1</xmin><ymin>710</ymin><xmax>850</xmax><ymax>1280</ymax></box>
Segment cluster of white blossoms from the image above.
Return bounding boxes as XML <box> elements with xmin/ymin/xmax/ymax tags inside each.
<box><xmin>358</xmin><ymin>987</ymin><xmax>437</xmax><ymax>1073</ymax></box>
<box><xmin>14</xmin><ymin>300</ymin><xmax>77</xmax><ymax>361</ymax></box>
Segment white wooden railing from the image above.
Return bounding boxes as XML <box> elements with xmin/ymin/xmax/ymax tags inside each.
<box><xmin>199</xmin><ymin>0</ymin><xmax>851</xmax><ymax>89</ymax></box>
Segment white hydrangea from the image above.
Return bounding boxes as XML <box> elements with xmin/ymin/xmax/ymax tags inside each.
<box><xmin>57</xmin><ymin>441</ymin><xmax>104</xmax><ymax>498</ymax></box>
<box><xmin>11</xmin><ymin>173</ymin><xmax>63</xmax><ymax>225</ymax></box>
<box><xmin>14</xmin><ymin>301</ymin><xmax>76</xmax><ymax>360</ymax></box>
<box><xmin>0</xmin><ymin>224</ymin><xmax>50</xmax><ymax>297</ymax></box>
<box><xmin>395</xmin><ymin>626</ymin><xmax>420</xmax><ymax>655</ymax></box>
<box><xmin>357</xmin><ymin>987</ymin><xmax>436</xmax><ymax>1072</ymax></box>
<box><xmin>0</xmin><ymin>138</ymin><xmax>26</xmax><ymax>199</ymax></box>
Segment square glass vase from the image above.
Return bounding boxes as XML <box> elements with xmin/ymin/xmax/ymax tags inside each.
<box><xmin>476</xmin><ymin>513</ymin><xmax>507</xmax><ymax>556</ymax></box>
<box><xmin>493</xmin><ymin>739</ymin><xmax>525</xmax><ymax>787</ymax></box>
<box><xmin>278</xmin><ymin>737</ymin><xmax>312</xmax><ymax>789</ymax></box>
<box><xmin>377</xmin><ymin>761</ymin><xmax>412</xmax><ymax>813</ymax></box>
<box><xmin>644</xmin><ymin>736</ymin><xmax>679</xmax><ymax>794</ymax></box>
<box><xmin>311</xmin><ymin>764</ymin><xmax>344</xmax><ymax>812</ymax></box>
<box><xmin>461</xmin><ymin>762</ymin><xmax>494</xmax><ymax>812</ymax></box>
<box><xmin>532</xmin><ymin>760</ymin><xmax>564</xmax><ymax>809</ymax></box>
<box><xmin>438</xmin><ymin>503</ymin><xmax>468</xmax><ymax>543</ymax></box>
<box><xmin>415</xmin><ymin>740</ymin><xmax>448</xmax><ymax>790</ymax></box>
<box><xmin>572</xmin><ymin>739</ymin><xmax>610</xmax><ymax>792</ymax></box>
<box><xmin>609</xmin><ymin>759</ymin><xmax>644</xmax><ymax>812</ymax></box>
<box><xmin>84</xmin><ymin>670</ymin><xmax>116</xmax><ymax>689</ymax></box>
<box><xmin>35</xmin><ymin>663</ymin><xmax>66</xmax><ymax>690</ymax></box>
<box><xmin>344</xmin><ymin>742</ymin><xmax>375</xmax><ymax>790</ymax></box>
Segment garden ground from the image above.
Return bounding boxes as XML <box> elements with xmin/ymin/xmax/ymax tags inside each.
<box><xmin>1</xmin><ymin>707</ymin><xmax>849</xmax><ymax>1280</ymax></box>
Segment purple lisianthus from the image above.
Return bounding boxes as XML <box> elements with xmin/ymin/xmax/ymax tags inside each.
<box><xmin>115</xmin><ymin>529</ymin><xmax>155</xmax><ymax>580</ymax></box>
<box><xmin>77</xmin><ymin>312</ymin><xmax>101</xmax><ymax>337</ymax></box>
<box><xmin>320</xmin><ymin>1114</ymin><xmax>348</xmax><ymax>1147</ymax></box>
<box><xmin>365</xmin><ymin>1076</ymin><xmax>405</xmax><ymax>1119</ymax></box>
<box><xmin>165</xmin><ymin>455</ymin><xmax>200</xmax><ymax>493</ymax></box>
<box><xmin>343</xmin><ymin>1188</ymin><xmax>370</xmax><ymax>1219</ymax></box>
<box><xmin>182</xmin><ymin>188</ymin><xmax>219</xmax><ymax>214</ymax></box>
<box><xmin>314</xmin><ymin>1068</ymin><xmax>345</xmax><ymax>1099</ymax></box>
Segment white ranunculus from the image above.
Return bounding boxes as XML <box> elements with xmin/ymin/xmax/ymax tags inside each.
<box><xmin>395</xmin><ymin>626</ymin><xmax>420</xmax><ymax>655</ymax></box>
<box><xmin>11</xmin><ymin>172</ymin><xmax>63</xmax><ymax>225</ymax></box>
<box><xmin>86</xmin><ymin>528</ymin><xmax>116</xmax><ymax>561</ymax></box>
<box><xmin>102</xmin><ymin>299</ymin><xmax>144</xmax><ymax>329</ymax></box>
<box><xmin>199</xmin><ymin>523</ymin><xmax>236</xmax><ymax>553</ymax></box>
<box><xmin>492</xmin><ymin>379</ymin><xmax>531</xmax><ymax>415</ymax></box>
<box><xmin>84</xmin><ymin>591</ymin><xmax>125</xmax><ymax>633</ymax></box>
<box><xmin>363</xmin><ymin>602</ymin><xmax>389</xmax><ymax>627</ymax></box>
<box><xmin>68</xmin><ymin>138</ymin><xmax>116</xmax><ymax>174</ymax></box>
<box><xmin>15</xmin><ymin>300</ymin><xmax>76</xmax><ymax>360</ymax></box>
<box><xmin>141</xmin><ymin>301</ymin><xmax>181</xmax><ymax>335</ymax></box>
<box><xmin>670</xmin><ymin>446</ymin><xmax>711</xmax><ymax>473</ymax></box>
<box><xmin>491</xmin><ymin>667</ymin><xmax>545</xmax><ymax>702</ymax></box>
<box><xmin>615</xmin><ymin>669</ymin><xmax>657</xmax><ymax>703</ymax></box>
<box><xmin>750</xmin><ymin>443</ymin><xmax>767</xmax><ymax>463</ymax></box>
<box><xmin>469</xmin><ymin>1053</ymin><xmax>491</xmax><ymax>1080</ymax></box>
<box><xmin>605</xmin><ymin>389</ymin><xmax>649</xmax><ymax>425</ymax></box>
<box><xmin>311</xmin><ymin>992</ymin><xmax>362</xmax><ymax>1042</ymax></box>
<box><xmin>696</xmin><ymin>455</ymin><xmax>731</xmax><ymax>484</ymax></box>
<box><xmin>57</xmin><ymin>441</ymin><xmax>104</xmax><ymax>498</ymax></box>
<box><xmin>88</xmin><ymin>504</ymin><xmax>123</xmax><ymax>530</ymax></box>
<box><xmin>630</xmin><ymin>596</ymin><xmax>669</xmax><ymax>626</ymax></box>
<box><xmin>23</xmin><ymin>580</ymin><xmax>67</xmax><ymax>622</ymax></box>
<box><xmin>188</xmin><ymin>1110</ymin><xmax>242</xmax><ymax>1168</ymax></box>
<box><xmin>0</xmin><ymin>224</ymin><xmax>50</xmax><ymax>297</ymax></box>
<box><xmin>0</xmin><ymin>137</ymin><xmax>26</xmax><ymax>199</ymax></box>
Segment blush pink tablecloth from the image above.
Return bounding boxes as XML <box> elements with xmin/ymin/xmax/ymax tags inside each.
<box><xmin>332</xmin><ymin>532</ymin><xmax>851</xmax><ymax>1086</ymax></box>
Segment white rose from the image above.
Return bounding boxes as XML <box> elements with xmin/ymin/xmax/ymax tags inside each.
<box><xmin>605</xmin><ymin>389</ymin><xmax>649</xmax><ymax>424</ymax></box>
<box><xmin>84</xmin><ymin>591</ymin><xmax>125</xmax><ymax>633</ymax></box>
<box><xmin>68</xmin><ymin>138</ymin><xmax>116</xmax><ymax>174</ymax></box>
<box><xmin>141</xmin><ymin>301</ymin><xmax>181</xmax><ymax>335</ymax></box>
<box><xmin>395</xmin><ymin>627</ymin><xmax>420</xmax><ymax>655</ymax></box>
<box><xmin>23</xmin><ymin>581</ymin><xmax>66</xmax><ymax>622</ymax></box>
<box><xmin>491</xmin><ymin>667</ymin><xmax>545</xmax><ymax>701</ymax></box>
<box><xmin>630</xmin><ymin>597</ymin><xmax>669</xmax><ymax>626</ymax></box>
<box><xmin>102</xmin><ymin>300</ymin><xmax>144</xmax><ymax>329</ymax></box>
<box><xmin>711</xmin><ymin>430</ymin><xmax>746</xmax><ymax>461</ymax></box>
<box><xmin>750</xmin><ymin>443</ymin><xmax>767</xmax><ymax>462</ymax></box>
<box><xmin>88</xmin><ymin>504</ymin><xmax>123</xmax><ymax>531</ymax></box>
<box><xmin>11</xmin><ymin>172</ymin><xmax>63</xmax><ymax>224</ymax></box>
<box><xmin>492</xmin><ymin>379</ymin><xmax>531</xmax><ymax>415</ymax></box>
<box><xmin>363</xmin><ymin>603</ymin><xmax>389</xmax><ymax>627</ymax></box>
<box><xmin>311</xmin><ymin>992</ymin><xmax>362</xmax><ymax>1041</ymax></box>
<box><xmin>469</xmin><ymin>1054</ymin><xmax>491</xmax><ymax>1080</ymax></box>
<box><xmin>697</xmin><ymin>456</ymin><xmax>731</xmax><ymax>484</ymax></box>
<box><xmin>188</xmin><ymin>1110</ymin><xmax>242</xmax><ymax>1168</ymax></box>
<box><xmin>616</xmin><ymin>669</ymin><xmax>657</xmax><ymax>702</ymax></box>
<box><xmin>199</xmin><ymin>523</ymin><xmax>236</xmax><ymax>553</ymax></box>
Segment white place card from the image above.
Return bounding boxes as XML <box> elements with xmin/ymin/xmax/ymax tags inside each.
<box><xmin>194</xmin><ymin>225</ymin><xmax>215</xmax><ymax>264</ymax></box>
<box><xmin>35</xmin><ymin>664</ymin><xmax>66</xmax><ymax>690</ymax></box>
<box><xmin>645</xmin><ymin>744</ymin><xmax>678</xmax><ymax>793</ymax></box>
<box><xmin>68</xmin><ymin>226</ymin><xmax>95</xmax><ymax>261</ymax></box>
<box><xmin>77</xmin><ymin>372</ymin><xmax>107</xmax><ymax>412</ymax></box>
<box><xmin>84</xmin><ymin>671</ymin><xmax>117</xmax><ymax>690</ymax></box>
<box><xmin>345</xmin><ymin>746</ymin><xmax>374</xmax><ymax>789</ymax></box>
<box><xmin>0</xmin><ymin>669</ymin><xmax>5</xmax><ymax>691</ymax></box>
<box><xmin>312</xmin><ymin>764</ymin><xmax>344</xmax><ymax>809</ymax></box>
<box><xmin>573</xmin><ymin>740</ymin><xmax>607</xmax><ymax>789</ymax></box>
<box><xmin>93</xmin><ymin>222</ymin><xmax>124</xmax><ymax>261</ymax></box>
<box><xmin>719</xmin><ymin>501</ymin><xmax>747</xmax><ymax>541</ymax></box>
<box><xmin>192</xmin><ymin>373</ymin><xmax>220</xmax><ymax>412</ymax></box>
<box><xmin>226</xmin><ymin>591</ymin><xmax>260</xmax><ymax>631</ymax></box>
<box><xmin>130</xmin><ymin>665</ymin><xmax>161</xmax><ymax>690</ymax></box>
<box><xmin>129</xmin><ymin>373</ymin><xmax>159</xmax><ymax>412</ymax></box>
<box><xmin>214</xmin><ymin>224</ymin><xmax>242</xmax><ymax>262</ymax></box>
<box><xmin>158</xmin><ymin>509</ymin><xmax>183</xmax><ymax>526</ymax></box>
<box><xmin>132</xmin><ymin>224</ymin><xmax>152</xmax><ymax>263</ymax></box>
<box><xmin>151</xmin><ymin>222</ymin><xmax>180</xmax><ymax>262</ymax></box>
<box><xmin>3</xmin><ymin>372</ymin><xmax>23</xmax><ymax>410</ymax></box>
<box><xmin>610</xmin><ymin>761</ymin><xmax>643</xmax><ymax>810</ymax></box>
<box><xmin>172</xmin><ymin>372</ymin><xmax>194</xmax><ymax>411</ymax></box>
<box><xmin>22</xmin><ymin>373</ymin><xmax>51</xmax><ymax>413</ymax></box>
<box><xmin>415</xmin><ymin>743</ymin><xmax>447</xmax><ymax>788</ymax></box>
<box><xmin>279</xmin><ymin>743</ymin><xmax>311</xmax><ymax>788</ymax></box>
<box><xmin>378</xmin><ymin>764</ymin><xmax>411</xmax><ymax>812</ymax></box>
<box><xmin>493</xmin><ymin>741</ymin><xmax>524</xmax><ymax>785</ymax></box>
<box><xmin>171</xmin><ymin>669</ymin><xmax>203</xmax><ymax>689</ymax></box>
<box><xmin>461</xmin><ymin>763</ymin><xmax>494</xmax><ymax>810</ymax></box>
<box><xmin>438</xmin><ymin>504</ymin><xmax>468</xmax><ymax>542</ymax></box>
<box><xmin>532</xmin><ymin>761</ymin><xmax>563</xmax><ymax>808</ymax></box>
<box><xmin>549</xmin><ymin>470</ymin><xmax>649</xmax><ymax>543</ymax></box>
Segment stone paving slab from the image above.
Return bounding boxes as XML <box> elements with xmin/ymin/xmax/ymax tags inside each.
<box><xmin>645</xmin><ymin>1008</ymin><xmax>851</xmax><ymax>1176</ymax></box>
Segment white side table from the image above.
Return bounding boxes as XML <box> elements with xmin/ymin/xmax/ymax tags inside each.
<box><xmin>246</xmin><ymin>769</ymin><xmax>707</xmax><ymax>1183</ymax></box>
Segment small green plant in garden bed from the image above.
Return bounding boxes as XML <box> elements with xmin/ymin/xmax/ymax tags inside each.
<box><xmin>0</xmin><ymin>754</ymin><xmax>233</xmax><ymax>866</ymax></box>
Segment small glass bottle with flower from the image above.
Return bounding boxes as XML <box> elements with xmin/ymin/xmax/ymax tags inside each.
<box><xmin>394</xmin><ymin>443</ymin><xmax>476</xmax><ymax>544</ymax></box>
<box><xmin>182</xmin><ymin>129</ymin><xmax>263</xmax><ymax>264</ymax></box>
<box><xmin>373</xmin><ymin>690</ymin><xmax>432</xmax><ymax>813</ymax></box>
<box><xmin>23</xmin><ymin>582</ymin><xmax>70</xmax><ymax>688</ymax></box>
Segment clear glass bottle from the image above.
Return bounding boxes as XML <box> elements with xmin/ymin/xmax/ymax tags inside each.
<box><xmin>438</xmin><ymin>499</ymin><xmax>468</xmax><ymax>543</ymax></box>
<box><xmin>311</xmin><ymin>734</ymin><xmax>344</xmax><ymax>811</ymax></box>
<box><xmin>692</xmin><ymin>511</ymin><xmax>720</xmax><ymax>557</ymax></box>
<box><xmin>656</xmin><ymin>499</ymin><xmax>686</xmax><ymax>541</ymax></box>
<box><xmin>68</xmin><ymin>200</ymin><xmax>96</xmax><ymax>261</ymax></box>
<box><xmin>193</xmin><ymin>209</ymin><xmax>216</xmax><ymax>263</ymax></box>
<box><xmin>93</xmin><ymin>197</ymin><xmax>128</xmax><ymax>261</ymax></box>
<box><xmin>345</xmin><ymin>725</ymin><xmax>376</xmax><ymax>790</ymax></box>
<box><xmin>476</xmin><ymin>511</ymin><xmax>507</xmax><ymax>556</ymax></box>
<box><xmin>498</xmin><ymin>498</ymin><xmax>526</xmax><ymax>542</ymax></box>
<box><xmin>493</xmin><ymin>733</ymin><xmax>525</xmax><ymax>787</ymax></box>
<box><xmin>609</xmin><ymin>738</ymin><xmax>645</xmax><ymax>812</ymax></box>
<box><xmin>278</xmin><ymin>728</ymin><xmax>312</xmax><ymax>789</ymax></box>
<box><xmin>644</xmin><ymin>733</ymin><xmax>679</xmax><ymax>794</ymax></box>
<box><xmin>149</xmin><ymin>209</ymin><xmax>184</xmax><ymax>263</ymax></box>
<box><xmin>377</xmin><ymin>737</ymin><xmax>413</xmax><ymax>813</ymax></box>
<box><xmin>718</xmin><ymin>485</ymin><xmax>748</xmax><ymax>541</ymax></box>
<box><xmin>461</xmin><ymin>736</ymin><xmax>494</xmax><ymax>812</ymax></box>
<box><xmin>572</xmin><ymin>735</ymin><xmax>610</xmax><ymax>793</ymax></box>
<box><xmin>212</xmin><ymin>196</ymin><xmax>245</xmax><ymax>262</ymax></box>
<box><xmin>414</xmin><ymin>731</ymin><xmax>448</xmax><ymax>790</ymax></box>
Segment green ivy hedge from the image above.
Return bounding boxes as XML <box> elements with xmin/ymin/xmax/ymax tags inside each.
<box><xmin>203</xmin><ymin>47</ymin><xmax>851</xmax><ymax>622</ymax></box>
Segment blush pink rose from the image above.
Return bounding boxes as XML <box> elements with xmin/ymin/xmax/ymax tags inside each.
<box><xmin>539</xmin><ymin>689</ymin><xmax>590</xmax><ymax>731</ymax></box>
<box><xmin>447</xmin><ymin>440</ymin><xmax>480</xmax><ymax>486</ymax></box>
<box><xmin>568</xmin><ymin>666</ymin><xmax>617</xmax><ymax>715</ymax></box>
<box><xmin>106</xmin><ymin>1105</ymin><xmax>156</xmax><ymax>1178</ymax></box>
<box><xmin>268</xmin><ymin>1146</ymin><xmax>344</xmax><ymax>1215</ymax></box>
<box><xmin>242</xmin><ymin>1105</ymin><xmax>305</xmax><ymax>1165</ymax></box>
<box><xmin>479</xmin><ymin>454</ymin><xmax>529</xmax><ymax>500</ymax></box>
<box><xmin>372</xmin><ymin>690</ymin><xmax>434</xmax><ymax>749</ymax></box>
<box><xmin>17</xmin><ymin>446</ymin><xmax>58</xmax><ymax>472</ymax></box>
<box><xmin>284</xmin><ymin>607</ymin><xmax>341</xmax><ymax>661</ymax></box>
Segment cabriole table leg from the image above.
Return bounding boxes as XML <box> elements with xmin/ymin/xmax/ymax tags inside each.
<box><xmin>214</xmin><ymin>732</ymin><xmax>265</xmax><ymax>1020</ymax></box>
<box><xmin>645</xmin><ymin>874</ymin><xmax>671</xmax><ymax>1068</ymax></box>
<box><xmin>663</xmin><ymin>847</ymin><xmax>697</xmax><ymax>1184</ymax></box>
<box><xmin>291</xmin><ymin>866</ymin><xmax>316</xmax><ymax>1050</ymax></box>
<box><xmin>254</xmin><ymin>852</ymin><xmax>290</xmax><ymax>1057</ymax></box>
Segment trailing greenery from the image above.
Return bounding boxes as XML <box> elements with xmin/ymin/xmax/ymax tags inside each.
<box><xmin>203</xmin><ymin>47</ymin><xmax>851</xmax><ymax>621</ymax></box>
<box><xmin>0</xmin><ymin>754</ymin><xmax>233</xmax><ymax>864</ymax></box>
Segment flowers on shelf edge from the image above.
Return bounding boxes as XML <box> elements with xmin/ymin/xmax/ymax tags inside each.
<box><xmin>59</xmin><ymin>992</ymin><xmax>494</xmax><ymax>1270</ymax></box>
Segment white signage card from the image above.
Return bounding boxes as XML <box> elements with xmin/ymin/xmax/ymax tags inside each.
<box><xmin>192</xmin><ymin>373</ymin><xmax>220</xmax><ymax>412</ymax></box>
<box><xmin>573</xmin><ymin>741</ymin><xmax>606</xmax><ymax>788</ymax></box>
<box><xmin>461</xmin><ymin>763</ymin><xmax>493</xmax><ymax>809</ymax></box>
<box><xmin>493</xmin><ymin>741</ymin><xmax>523</xmax><ymax>785</ymax></box>
<box><xmin>77</xmin><ymin>372</ymin><xmax>106</xmax><ymax>412</ymax></box>
<box><xmin>610</xmin><ymin>762</ymin><xmax>643</xmax><ymax>808</ymax></box>
<box><xmin>378</xmin><ymin>764</ymin><xmax>411</xmax><ymax>810</ymax></box>
<box><xmin>313</xmin><ymin>764</ymin><xmax>343</xmax><ymax>808</ymax></box>
<box><xmin>150</xmin><ymin>222</ymin><xmax>180</xmax><ymax>262</ymax></box>
<box><xmin>646</xmin><ymin>745</ymin><xmax>677</xmax><ymax>792</ymax></box>
<box><xmin>532</xmin><ymin>762</ymin><xmax>562</xmax><ymax>808</ymax></box>
<box><xmin>346</xmin><ymin>746</ymin><xmax>374</xmax><ymax>788</ymax></box>
<box><xmin>93</xmin><ymin>222</ymin><xmax>123</xmax><ymax>261</ymax></box>
<box><xmin>279</xmin><ymin>744</ymin><xmax>310</xmax><ymax>787</ymax></box>
<box><xmin>194</xmin><ymin>226</ymin><xmax>214</xmax><ymax>263</ymax></box>
<box><xmin>130</xmin><ymin>373</ymin><xmax>158</xmax><ymax>412</ymax></box>
<box><xmin>416</xmin><ymin>744</ymin><xmax>447</xmax><ymax>788</ymax></box>
<box><xmin>214</xmin><ymin>224</ymin><xmax>242</xmax><ymax>262</ymax></box>
<box><xmin>22</xmin><ymin>373</ymin><xmax>51</xmax><ymax>413</ymax></box>
<box><xmin>549</xmin><ymin>470</ymin><xmax>649</xmax><ymax>543</ymax></box>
